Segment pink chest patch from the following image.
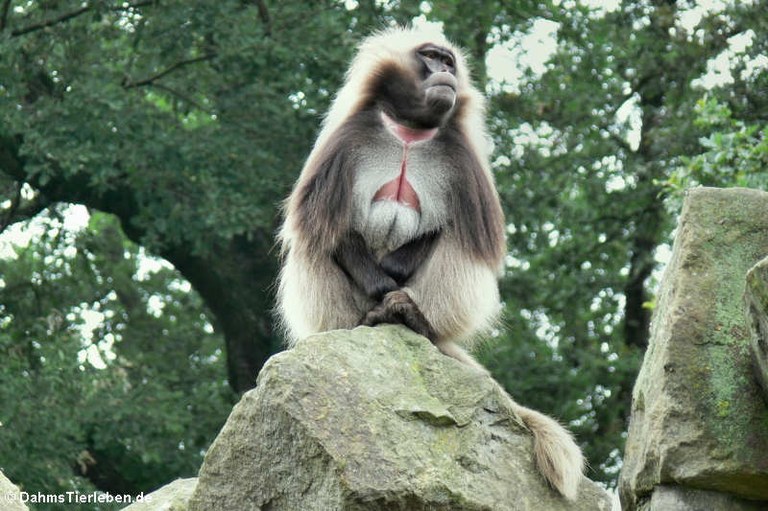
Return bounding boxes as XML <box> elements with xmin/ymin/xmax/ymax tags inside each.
<box><xmin>373</xmin><ymin>113</ymin><xmax>438</xmax><ymax>212</ymax></box>
<box><xmin>381</xmin><ymin>112</ymin><xmax>438</xmax><ymax>144</ymax></box>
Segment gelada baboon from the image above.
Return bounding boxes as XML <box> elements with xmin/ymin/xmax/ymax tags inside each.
<box><xmin>277</xmin><ymin>26</ymin><xmax>583</xmax><ymax>499</ymax></box>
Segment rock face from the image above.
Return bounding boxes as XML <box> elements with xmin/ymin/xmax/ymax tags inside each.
<box><xmin>619</xmin><ymin>187</ymin><xmax>768</xmax><ymax>510</ymax></box>
<box><xmin>644</xmin><ymin>486</ymin><xmax>767</xmax><ymax>511</ymax></box>
<box><xmin>121</xmin><ymin>478</ymin><xmax>197</xmax><ymax>511</ymax></box>
<box><xmin>188</xmin><ymin>325</ymin><xmax>611</xmax><ymax>511</ymax></box>
<box><xmin>0</xmin><ymin>471</ymin><xmax>28</xmax><ymax>511</ymax></box>
<box><xmin>746</xmin><ymin>256</ymin><xmax>768</xmax><ymax>403</ymax></box>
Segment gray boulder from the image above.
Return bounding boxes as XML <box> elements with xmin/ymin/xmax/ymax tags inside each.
<box><xmin>188</xmin><ymin>325</ymin><xmax>611</xmax><ymax>510</ymax></box>
<box><xmin>619</xmin><ymin>187</ymin><xmax>768</xmax><ymax>510</ymax></box>
<box><xmin>746</xmin><ymin>256</ymin><xmax>768</xmax><ymax>403</ymax></box>
<box><xmin>644</xmin><ymin>486</ymin><xmax>767</xmax><ymax>511</ymax></box>
<box><xmin>0</xmin><ymin>471</ymin><xmax>28</xmax><ymax>511</ymax></box>
<box><xmin>121</xmin><ymin>478</ymin><xmax>197</xmax><ymax>511</ymax></box>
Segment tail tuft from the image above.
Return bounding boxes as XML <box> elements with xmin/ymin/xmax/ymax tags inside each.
<box><xmin>514</xmin><ymin>404</ymin><xmax>584</xmax><ymax>500</ymax></box>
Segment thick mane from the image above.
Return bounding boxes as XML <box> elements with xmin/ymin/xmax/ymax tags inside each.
<box><xmin>441</xmin><ymin>113</ymin><xmax>506</xmax><ymax>269</ymax></box>
<box><xmin>316</xmin><ymin>26</ymin><xmax>483</xmax><ymax>154</ymax></box>
<box><xmin>282</xmin><ymin>26</ymin><xmax>504</xmax><ymax>268</ymax></box>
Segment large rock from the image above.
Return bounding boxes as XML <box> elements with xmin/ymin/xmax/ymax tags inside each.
<box><xmin>746</xmin><ymin>256</ymin><xmax>768</xmax><ymax>403</ymax></box>
<box><xmin>121</xmin><ymin>478</ymin><xmax>197</xmax><ymax>510</ymax></box>
<box><xmin>188</xmin><ymin>325</ymin><xmax>611</xmax><ymax>511</ymax></box>
<box><xmin>645</xmin><ymin>486</ymin><xmax>767</xmax><ymax>511</ymax></box>
<box><xmin>620</xmin><ymin>187</ymin><xmax>768</xmax><ymax>510</ymax></box>
<box><xmin>0</xmin><ymin>471</ymin><xmax>28</xmax><ymax>511</ymax></box>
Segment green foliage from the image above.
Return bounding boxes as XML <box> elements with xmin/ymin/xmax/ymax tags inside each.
<box><xmin>0</xmin><ymin>209</ymin><xmax>234</xmax><ymax>509</ymax></box>
<box><xmin>0</xmin><ymin>0</ymin><xmax>361</xmax><ymax>254</ymax></box>
<box><xmin>477</xmin><ymin>0</ymin><xmax>768</xmax><ymax>485</ymax></box>
<box><xmin>666</xmin><ymin>97</ymin><xmax>768</xmax><ymax>195</ymax></box>
<box><xmin>0</xmin><ymin>0</ymin><xmax>766</xmax><ymax>499</ymax></box>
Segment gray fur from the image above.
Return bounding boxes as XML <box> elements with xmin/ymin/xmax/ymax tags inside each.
<box><xmin>276</xmin><ymin>26</ymin><xmax>584</xmax><ymax>501</ymax></box>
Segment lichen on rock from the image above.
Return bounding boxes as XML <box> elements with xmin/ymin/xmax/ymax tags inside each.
<box><xmin>620</xmin><ymin>187</ymin><xmax>768</xmax><ymax>510</ymax></box>
<box><xmin>187</xmin><ymin>325</ymin><xmax>611</xmax><ymax>511</ymax></box>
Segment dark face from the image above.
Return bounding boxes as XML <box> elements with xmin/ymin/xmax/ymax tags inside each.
<box><xmin>415</xmin><ymin>44</ymin><xmax>458</xmax><ymax>120</ymax></box>
<box><xmin>417</xmin><ymin>44</ymin><xmax>456</xmax><ymax>76</ymax></box>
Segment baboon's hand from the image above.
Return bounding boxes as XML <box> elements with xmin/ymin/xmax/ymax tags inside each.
<box><xmin>360</xmin><ymin>290</ymin><xmax>437</xmax><ymax>341</ymax></box>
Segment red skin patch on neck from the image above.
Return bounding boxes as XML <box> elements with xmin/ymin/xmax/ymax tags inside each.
<box><xmin>373</xmin><ymin>113</ymin><xmax>438</xmax><ymax>211</ymax></box>
<box><xmin>380</xmin><ymin>112</ymin><xmax>438</xmax><ymax>143</ymax></box>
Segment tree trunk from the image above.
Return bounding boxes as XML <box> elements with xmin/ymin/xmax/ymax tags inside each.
<box><xmin>164</xmin><ymin>234</ymin><xmax>281</xmax><ymax>393</ymax></box>
<box><xmin>0</xmin><ymin>134</ymin><xmax>281</xmax><ymax>394</ymax></box>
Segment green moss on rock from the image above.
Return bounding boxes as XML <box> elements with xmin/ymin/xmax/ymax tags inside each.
<box><xmin>620</xmin><ymin>188</ymin><xmax>768</xmax><ymax>510</ymax></box>
<box><xmin>188</xmin><ymin>325</ymin><xmax>612</xmax><ymax>511</ymax></box>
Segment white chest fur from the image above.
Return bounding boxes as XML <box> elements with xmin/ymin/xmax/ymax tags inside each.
<box><xmin>350</xmin><ymin>114</ymin><xmax>450</xmax><ymax>254</ymax></box>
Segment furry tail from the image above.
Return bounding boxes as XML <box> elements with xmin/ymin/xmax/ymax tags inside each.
<box><xmin>432</xmin><ymin>341</ymin><xmax>584</xmax><ymax>500</ymax></box>
<box><xmin>512</xmin><ymin>403</ymin><xmax>584</xmax><ymax>500</ymax></box>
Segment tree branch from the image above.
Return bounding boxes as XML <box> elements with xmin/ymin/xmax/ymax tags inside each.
<box><xmin>10</xmin><ymin>1</ymin><xmax>155</xmax><ymax>37</ymax></box>
<box><xmin>0</xmin><ymin>182</ymin><xmax>22</xmax><ymax>233</ymax></box>
<box><xmin>11</xmin><ymin>5</ymin><xmax>91</xmax><ymax>37</ymax></box>
<box><xmin>0</xmin><ymin>189</ymin><xmax>50</xmax><ymax>234</ymax></box>
<box><xmin>0</xmin><ymin>135</ymin><xmax>25</xmax><ymax>181</ymax></box>
<box><xmin>0</xmin><ymin>0</ymin><xmax>11</xmax><ymax>32</ymax></box>
<box><xmin>0</xmin><ymin>134</ymin><xmax>140</xmax><ymax>235</ymax></box>
<box><xmin>0</xmin><ymin>139</ymin><xmax>50</xmax><ymax>232</ymax></box>
<box><xmin>123</xmin><ymin>54</ymin><xmax>216</xmax><ymax>88</ymax></box>
<box><xmin>148</xmin><ymin>83</ymin><xmax>215</xmax><ymax>115</ymax></box>
<box><xmin>253</xmin><ymin>0</ymin><xmax>272</xmax><ymax>36</ymax></box>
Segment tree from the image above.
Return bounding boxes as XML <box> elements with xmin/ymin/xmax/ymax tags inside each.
<box><xmin>476</xmin><ymin>0</ymin><xmax>767</xmax><ymax>483</ymax></box>
<box><xmin>1</xmin><ymin>0</ymin><xmax>766</xmax><ymax>498</ymax></box>
<box><xmin>667</xmin><ymin>96</ymin><xmax>768</xmax><ymax>194</ymax></box>
<box><xmin>0</xmin><ymin>208</ymin><xmax>234</xmax><ymax>508</ymax></box>
<box><xmin>0</xmin><ymin>0</ymin><xmax>365</xmax><ymax>393</ymax></box>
